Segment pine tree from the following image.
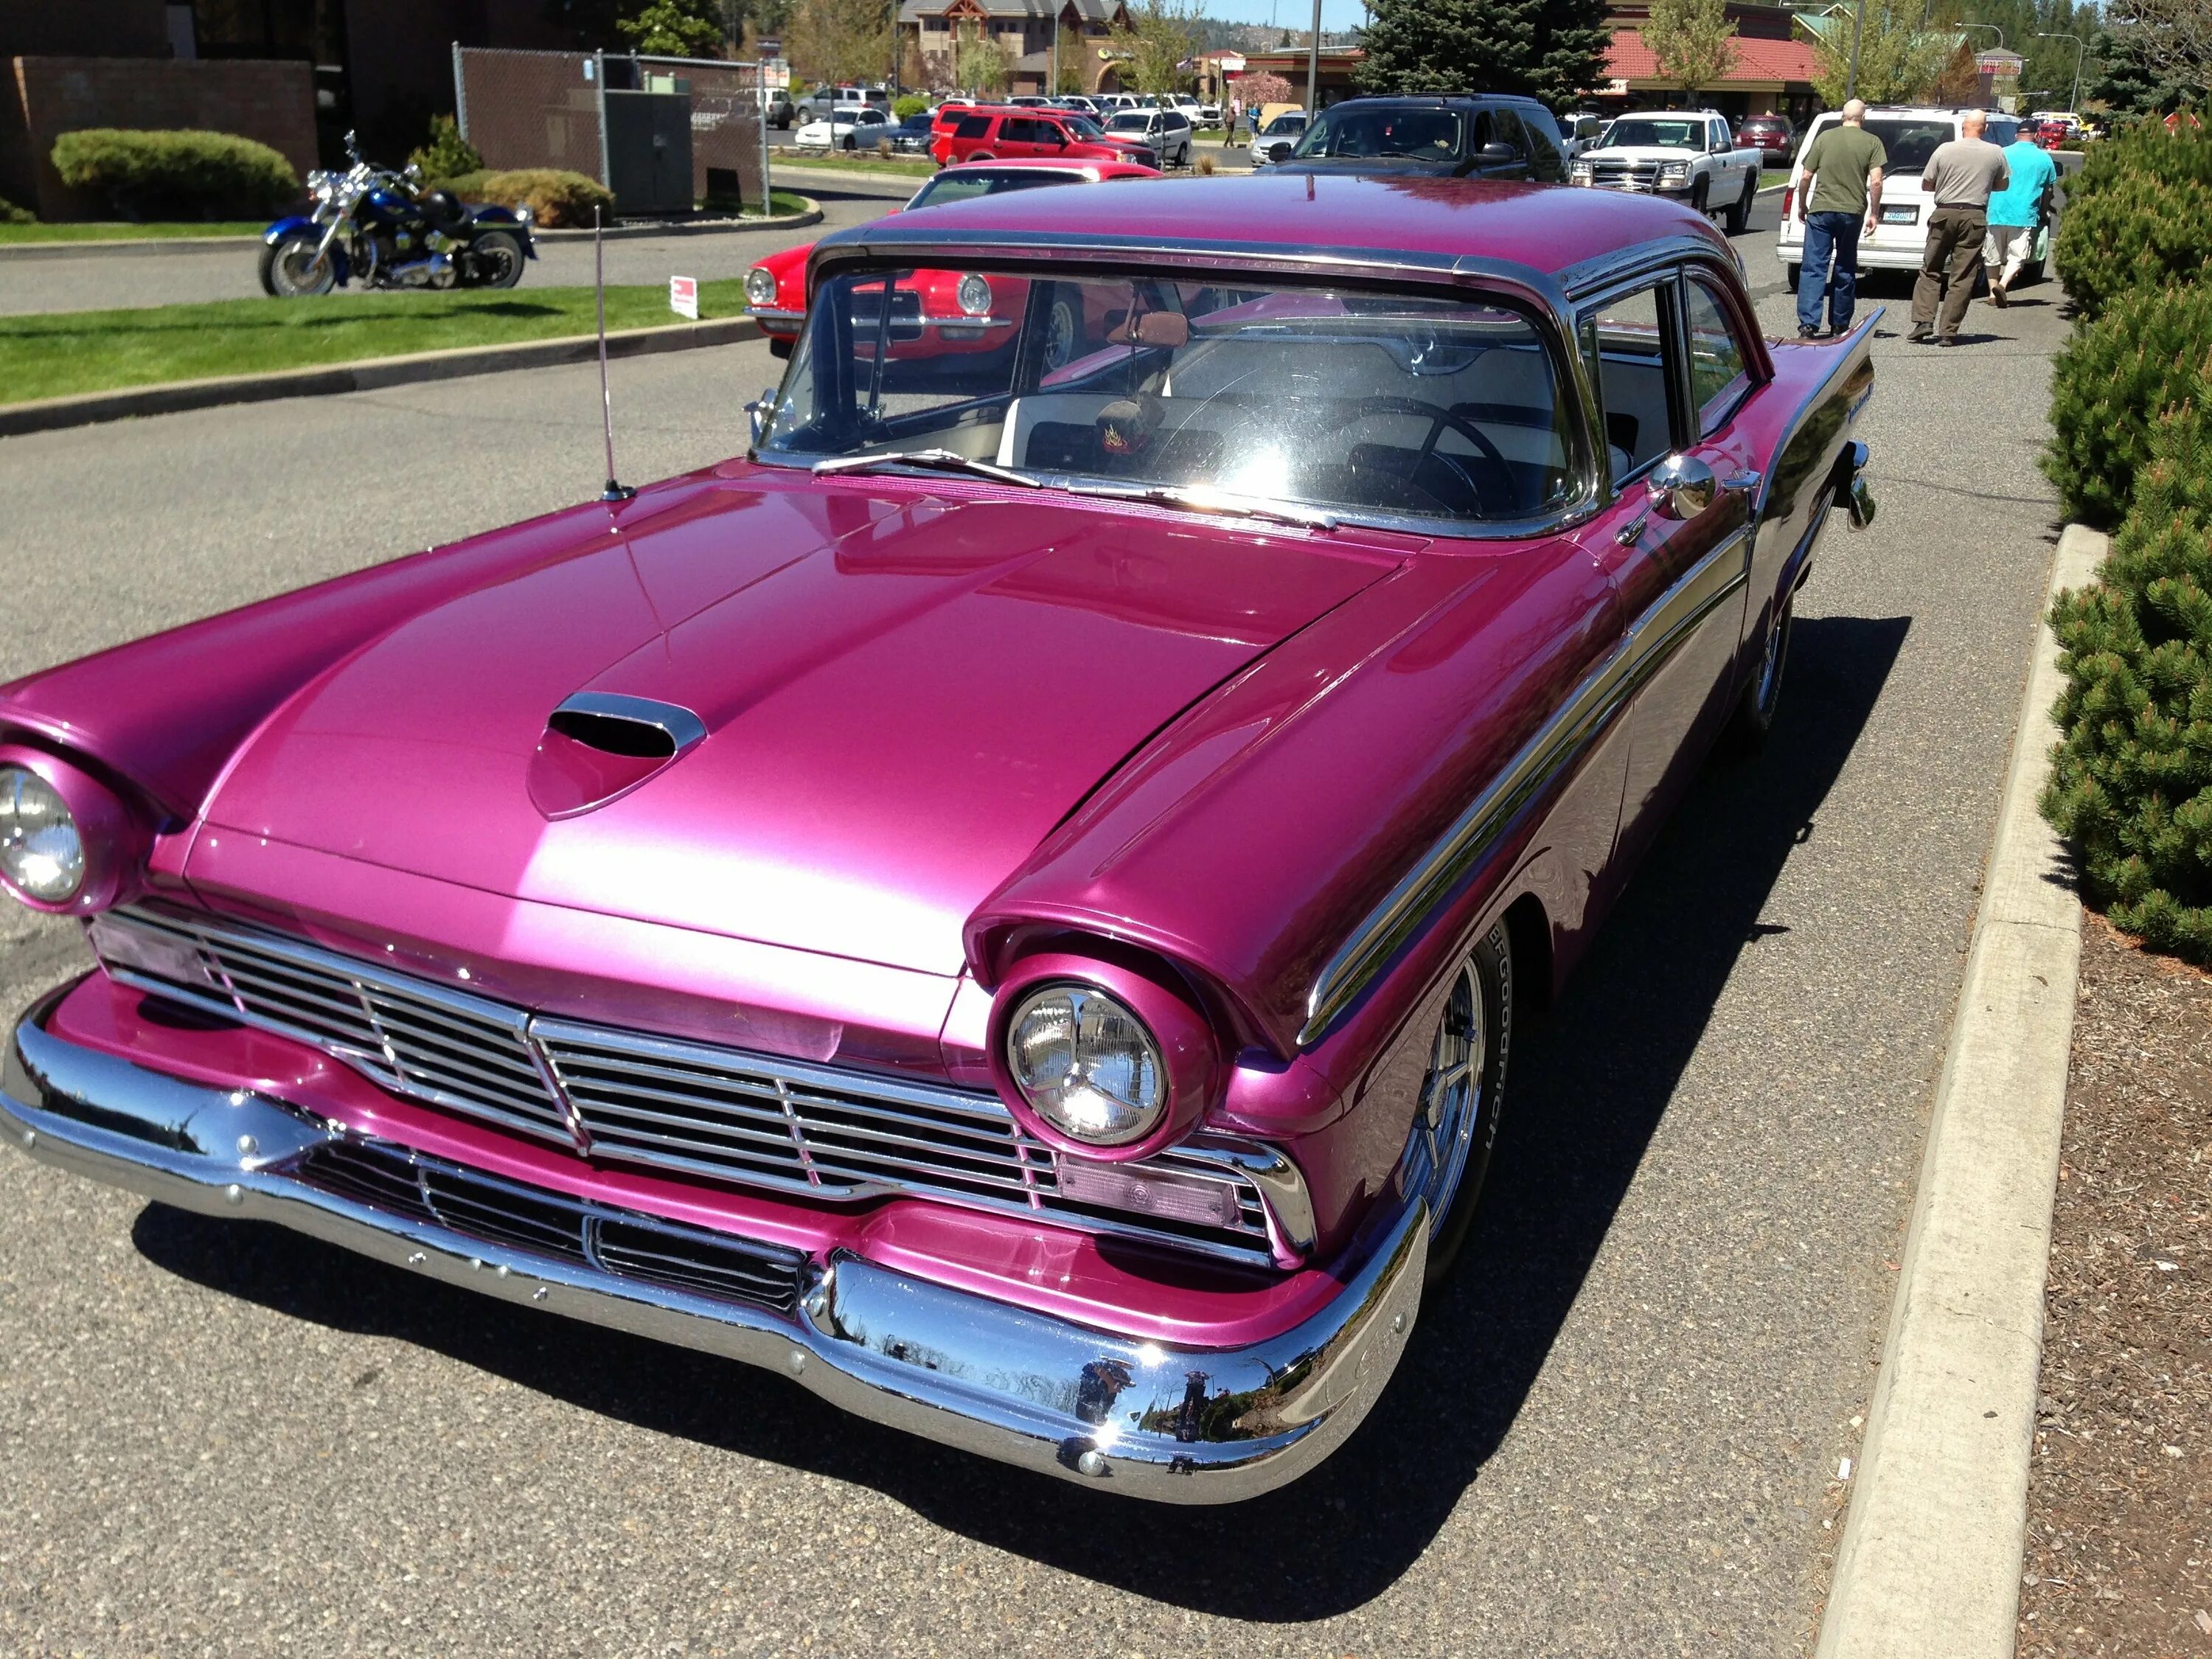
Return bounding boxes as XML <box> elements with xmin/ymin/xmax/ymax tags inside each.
<box><xmin>1355</xmin><ymin>0</ymin><xmax>1610</xmax><ymax>112</ymax></box>
<box><xmin>2045</xmin><ymin>400</ymin><xmax>2212</xmax><ymax>961</ymax></box>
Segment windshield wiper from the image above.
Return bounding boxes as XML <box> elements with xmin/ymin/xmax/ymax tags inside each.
<box><xmin>813</xmin><ymin>449</ymin><xmax>1040</xmax><ymax>488</ymax></box>
<box><xmin>1060</xmin><ymin>479</ymin><xmax>1340</xmax><ymax>532</ymax></box>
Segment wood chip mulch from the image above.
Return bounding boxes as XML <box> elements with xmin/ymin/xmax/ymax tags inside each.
<box><xmin>2019</xmin><ymin>914</ymin><xmax>2212</xmax><ymax>1657</ymax></box>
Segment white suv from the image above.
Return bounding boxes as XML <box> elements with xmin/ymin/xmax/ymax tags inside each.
<box><xmin>1778</xmin><ymin>105</ymin><xmax>2056</xmax><ymax>285</ymax></box>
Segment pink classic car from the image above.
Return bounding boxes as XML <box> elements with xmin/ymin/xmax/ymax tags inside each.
<box><xmin>0</xmin><ymin>173</ymin><xmax>1874</xmax><ymax>1500</ymax></box>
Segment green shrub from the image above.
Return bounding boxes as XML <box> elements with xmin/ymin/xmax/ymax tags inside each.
<box><xmin>433</xmin><ymin>167</ymin><xmax>613</xmax><ymax>229</ymax></box>
<box><xmin>2043</xmin><ymin>278</ymin><xmax>2212</xmax><ymax>527</ymax></box>
<box><xmin>2053</xmin><ymin>116</ymin><xmax>2212</xmax><ymax>317</ymax></box>
<box><xmin>0</xmin><ymin>195</ymin><xmax>32</xmax><ymax>225</ymax></box>
<box><xmin>49</xmin><ymin>128</ymin><xmax>298</xmax><ymax>220</ymax></box>
<box><xmin>407</xmin><ymin>114</ymin><xmax>482</xmax><ymax>183</ymax></box>
<box><xmin>893</xmin><ymin>94</ymin><xmax>928</xmax><ymax>119</ymax></box>
<box><xmin>2045</xmin><ymin>400</ymin><xmax>2212</xmax><ymax>961</ymax></box>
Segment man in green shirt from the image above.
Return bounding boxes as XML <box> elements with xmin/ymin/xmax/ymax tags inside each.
<box><xmin>1794</xmin><ymin>100</ymin><xmax>1887</xmax><ymax>338</ymax></box>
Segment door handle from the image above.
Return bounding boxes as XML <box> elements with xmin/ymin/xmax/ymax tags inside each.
<box><xmin>1615</xmin><ymin>508</ymin><xmax>1651</xmax><ymax>546</ymax></box>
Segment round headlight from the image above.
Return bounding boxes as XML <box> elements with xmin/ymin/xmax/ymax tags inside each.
<box><xmin>1006</xmin><ymin>984</ymin><xmax>1166</xmax><ymax>1146</ymax></box>
<box><xmin>956</xmin><ymin>273</ymin><xmax>992</xmax><ymax>317</ymax></box>
<box><xmin>745</xmin><ymin>265</ymin><xmax>779</xmax><ymax>307</ymax></box>
<box><xmin>0</xmin><ymin>765</ymin><xmax>84</xmax><ymax>902</ymax></box>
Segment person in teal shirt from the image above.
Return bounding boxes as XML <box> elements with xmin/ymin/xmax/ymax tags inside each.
<box><xmin>1984</xmin><ymin>136</ymin><xmax>2057</xmax><ymax>305</ymax></box>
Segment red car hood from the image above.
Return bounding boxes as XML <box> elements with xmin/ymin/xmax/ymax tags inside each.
<box><xmin>201</xmin><ymin>474</ymin><xmax>1396</xmax><ymax>975</ymax></box>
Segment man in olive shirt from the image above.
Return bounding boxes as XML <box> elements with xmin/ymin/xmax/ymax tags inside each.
<box><xmin>1795</xmin><ymin>100</ymin><xmax>1886</xmax><ymax>338</ymax></box>
<box><xmin>1911</xmin><ymin>111</ymin><xmax>2011</xmax><ymax>345</ymax></box>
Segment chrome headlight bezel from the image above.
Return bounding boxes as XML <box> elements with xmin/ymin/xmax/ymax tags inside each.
<box><xmin>0</xmin><ymin>750</ymin><xmax>148</xmax><ymax>916</ymax></box>
<box><xmin>0</xmin><ymin>764</ymin><xmax>83</xmax><ymax>902</ymax></box>
<box><xmin>955</xmin><ymin>273</ymin><xmax>992</xmax><ymax>317</ymax></box>
<box><xmin>745</xmin><ymin>265</ymin><xmax>780</xmax><ymax>307</ymax></box>
<box><xmin>1004</xmin><ymin>981</ymin><xmax>1168</xmax><ymax>1147</ymax></box>
<box><xmin>988</xmin><ymin>953</ymin><xmax>1222</xmax><ymax>1161</ymax></box>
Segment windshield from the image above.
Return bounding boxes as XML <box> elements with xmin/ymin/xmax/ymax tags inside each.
<box><xmin>1064</xmin><ymin>114</ymin><xmax>1104</xmax><ymax>137</ymax></box>
<box><xmin>1604</xmin><ymin>118</ymin><xmax>1704</xmax><ymax>150</ymax></box>
<box><xmin>1261</xmin><ymin>113</ymin><xmax>1305</xmax><ymax>137</ymax></box>
<box><xmin>908</xmin><ymin>169</ymin><xmax>1086</xmax><ymax>208</ymax></box>
<box><xmin>1105</xmin><ymin>113</ymin><xmax>1152</xmax><ymax>132</ymax></box>
<box><xmin>1290</xmin><ymin>107</ymin><xmax>1462</xmax><ymax>161</ymax></box>
<box><xmin>758</xmin><ymin>269</ymin><xmax>1578</xmax><ymax>529</ymax></box>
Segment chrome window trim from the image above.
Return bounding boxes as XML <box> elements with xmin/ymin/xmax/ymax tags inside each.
<box><xmin>550</xmin><ymin>692</ymin><xmax>708</xmax><ymax>755</ymax></box>
<box><xmin>1299</xmin><ymin>523</ymin><xmax>1754</xmax><ymax>1047</ymax></box>
<box><xmin>89</xmin><ymin>905</ymin><xmax>1310</xmax><ymax>1269</ymax></box>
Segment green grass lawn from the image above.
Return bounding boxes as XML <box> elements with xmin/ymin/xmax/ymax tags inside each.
<box><xmin>0</xmin><ymin>220</ymin><xmax>265</xmax><ymax>245</ymax></box>
<box><xmin>744</xmin><ymin>188</ymin><xmax>817</xmax><ymax>216</ymax></box>
<box><xmin>1</xmin><ymin>279</ymin><xmax>752</xmax><ymax>406</ymax></box>
<box><xmin>772</xmin><ymin>152</ymin><xmax>938</xmax><ymax>178</ymax></box>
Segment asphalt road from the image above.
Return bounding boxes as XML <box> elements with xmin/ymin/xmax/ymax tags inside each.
<box><xmin>0</xmin><ymin>195</ymin><xmax>2071</xmax><ymax>1656</ymax></box>
<box><xmin>0</xmin><ymin>176</ymin><xmax>914</xmax><ymax>316</ymax></box>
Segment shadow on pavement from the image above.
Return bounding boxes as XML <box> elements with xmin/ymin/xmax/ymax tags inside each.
<box><xmin>132</xmin><ymin>612</ymin><xmax>1908</xmax><ymax>1619</ymax></box>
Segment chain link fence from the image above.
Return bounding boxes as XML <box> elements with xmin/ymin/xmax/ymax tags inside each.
<box><xmin>453</xmin><ymin>46</ymin><xmax>770</xmax><ymax>218</ymax></box>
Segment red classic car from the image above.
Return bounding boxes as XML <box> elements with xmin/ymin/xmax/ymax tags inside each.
<box><xmin>745</xmin><ymin>157</ymin><xmax>1158</xmax><ymax>360</ymax></box>
<box><xmin>0</xmin><ymin>173</ymin><xmax>1874</xmax><ymax>1501</ymax></box>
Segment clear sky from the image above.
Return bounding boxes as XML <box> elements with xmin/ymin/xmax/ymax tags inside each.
<box><xmin>1203</xmin><ymin>0</ymin><xmax>1374</xmax><ymax>38</ymax></box>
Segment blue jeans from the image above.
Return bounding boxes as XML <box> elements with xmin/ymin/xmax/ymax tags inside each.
<box><xmin>1797</xmin><ymin>210</ymin><xmax>1863</xmax><ymax>333</ymax></box>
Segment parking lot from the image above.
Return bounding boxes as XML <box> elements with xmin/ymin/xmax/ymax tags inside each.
<box><xmin>0</xmin><ymin>193</ymin><xmax>2075</xmax><ymax>1655</ymax></box>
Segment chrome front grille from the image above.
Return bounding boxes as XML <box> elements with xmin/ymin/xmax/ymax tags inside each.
<box><xmin>291</xmin><ymin>1138</ymin><xmax>805</xmax><ymax>1311</ymax></box>
<box><xmin>91</xmin><ymin>904</ymin><xmax>1291</xmax><ymax>1265</ymax></box>
<box><xmin>1589</xmin><ymin>159</ymin><xmax>1663</xmax><ymax>188</ymax></box>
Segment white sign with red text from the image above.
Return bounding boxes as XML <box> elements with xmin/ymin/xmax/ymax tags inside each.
<box><xmin>669</xmin><ymin>276</ymin><xmax>698</xmax><ymax>321</ymax></box>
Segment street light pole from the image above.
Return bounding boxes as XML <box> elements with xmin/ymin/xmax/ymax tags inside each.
<box><xmin>1306</xmin><ymin>0</ymin><xmax>1322</xmax><ymax>116</ymax></box>
<box><xmin>1845</xmin><ymin>0</ymin><xmax>1866</xmax><ymax>100</ymax></box>
<box><xmin>2036</xmin><ymin>31</ymin><xmax>2084</xmax><ymax>114</ymax></box>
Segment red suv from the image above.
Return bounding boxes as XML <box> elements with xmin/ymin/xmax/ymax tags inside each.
<box><xmin>1735</xmin><ymin>113</ymin><xmax>1796</xmax><ymax>164</ymax></box>
<box><xmin>931</xmin><ymin>105</ymin><xmax>1157</xmax><ymax>170</ymax></box>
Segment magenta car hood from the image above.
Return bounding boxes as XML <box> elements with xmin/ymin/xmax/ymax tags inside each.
<box><xmin>199</xmin><ymin>479</ymin><xmax>1396</xmax><ymax>976</ymax></box>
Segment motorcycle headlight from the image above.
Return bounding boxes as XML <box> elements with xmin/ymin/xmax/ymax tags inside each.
<box><xmin>0</xmin><ymin>765</ymin><xmax>83</xmax><ymax>903</ymax></box>
<box><xmin>745</xmin><ymin>265</ymin><xmax>780</xmax><ymax>307</ymax></box>
<box><xmin>1006</xmin><ymin>984</ymin><xmax>1166</xmax><ymax>1147</ymax></box>
<box><xmin>956</xmin><ymin>274</ymin><xmax>992</xmax><ymax>317</ymax></box>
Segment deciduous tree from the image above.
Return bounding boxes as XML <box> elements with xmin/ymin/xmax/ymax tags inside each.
<box><xmin>1110</xmin><ymin>0</ymin><xmax>1202</xmax><ymax>96</ymax></box>
<box><xmin>1644</xmin><ymin>0</ymin><xmax>1737</xmax><ymax>97</ymax></box>
<box><xmin>782</xmin><ymin>0</ymin><xmax>892</xmax><ymax>85</ymax></box>
<box><xmin>1808</xmin><ymin>4</ymin><xmax>1949</xmax><ymax>105</ymax></box>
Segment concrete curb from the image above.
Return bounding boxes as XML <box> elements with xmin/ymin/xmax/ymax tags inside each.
<box><xmin>1813</xmin><ymin>522</ymin><xmax>2107</xmax><ymax>1659</ymax></box>
<box><xmin>0</xmin><ymin>204</ymin><xmax>821</xmax><ymax>262</ymax></box>
<box><xmin>0</xmin><ymin>316</ymin><xmax>762</xmax><ymax>439</ymax></box>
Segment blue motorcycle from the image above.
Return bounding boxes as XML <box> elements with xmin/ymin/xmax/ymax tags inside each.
<box><xmin>259</xmin><ymin>131</ymin><xmax>536</xmax><ymax>298</ymax></box>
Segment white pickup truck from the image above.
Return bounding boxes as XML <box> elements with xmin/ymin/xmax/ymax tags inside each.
<box><xmin>1570</xmin><ymin>111</ymin><xmax>1764</xmax><ymax>232</ymax></box>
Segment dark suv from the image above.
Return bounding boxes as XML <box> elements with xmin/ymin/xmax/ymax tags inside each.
<box><xmin>1271</xmin><ymin>94</ymin><xmax>1570</xmax><ymax>182</ymax></box>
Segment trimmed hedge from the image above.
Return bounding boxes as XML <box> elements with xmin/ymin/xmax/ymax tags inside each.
<box><xmin>2053</xmin><ymin>118</ymin><xmax>2212</xmax><ymax>319</ymax></box>
<box><xmin>2045</xmin><ymin>400</ymin><xmax>2212</xmax><ymax>961</ymax></box>
<box><xmin>2042</xmin><ymin>278</ymin><xmax>2212</xmax><ymax>528</ymax></box>
<box><xmin>49</xmin><ymin>128</ymin><xmax>298</xmax><ymax>220</ymax></box>
<box><xmin>0</xmin><ymin>195</ymin><xmax>32</xmax><ymax>225</ymax></box>
<box><xmin>431</xmin><ymin>167</ymin><xmax>615</xmax><ymax>229</ymax></box>
<box><xmin>893</xmin><ymin>94</ymin><xmax>928</xmax><ymax>119</ymax></box>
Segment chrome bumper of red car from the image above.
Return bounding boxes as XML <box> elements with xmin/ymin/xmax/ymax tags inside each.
<box><xmin>1</xmin><ymin>980</ymin><xmax>1425</xmax><ymax>1503</ymax></box>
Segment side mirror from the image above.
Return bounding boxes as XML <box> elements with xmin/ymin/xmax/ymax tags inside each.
<box><xmin>1475</xmin><ymin>142</ymin><xmax>1518</xmax><ymax>164</ymax></box>
<box><xmin>1647</xmin><ymin>452</ymin><xmax>1718</xmax><ymax>520</ymax></box>
<box><xmin>746</xmin><ymin>388</ymin><xmax>778</xmax><ymax>451</ymax></box>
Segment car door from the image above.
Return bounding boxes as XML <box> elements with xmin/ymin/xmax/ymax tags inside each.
<box><xmin>1574</xmin><ymin>271</ymin><xmax>1758</xmax><ymax>876</ymax></box>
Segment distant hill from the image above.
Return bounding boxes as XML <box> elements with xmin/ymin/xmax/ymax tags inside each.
<box><xmin>1192</xmin><ymin>18</ymin><xmax>1363</xmax><ymax>49</ymax></box>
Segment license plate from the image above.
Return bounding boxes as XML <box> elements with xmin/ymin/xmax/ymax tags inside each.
<box><xmin>1881</xmin><ymin>206</ymin><xmax>1919</xmax><ymax>225</ymax></box>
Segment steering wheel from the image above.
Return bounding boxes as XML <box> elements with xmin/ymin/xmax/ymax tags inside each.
<box><xmin>1344</xmin><ymin>396</ymin><xmax>1512</xmax><ymax>514</ymax></box>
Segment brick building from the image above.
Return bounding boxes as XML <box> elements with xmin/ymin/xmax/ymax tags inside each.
<box><xmin>0</xmin><ymin>0</ymin><xmax>606</xmax><ymax>220</ymax></box>
<box><xmin>897</xmin><ymin>0</ymin><xmax>1130</xmax><ymax>97</ymax></box>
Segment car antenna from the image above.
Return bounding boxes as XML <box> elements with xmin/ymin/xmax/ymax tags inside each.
<box><xmin>594</xmin><ymin>205</ymin><xmax>634</xmax><ymax>504</ymax></box>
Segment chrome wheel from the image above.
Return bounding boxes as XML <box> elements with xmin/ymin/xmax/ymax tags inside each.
<box><xmin>1043</xmin><ymin>297</ymin><xmax>1080</xmax><ymax>369</ymax></box>
<box><xmin>260</xmin><ymin>231</ymin><xmax>335</xmax><ymax>298</ymax></box>
<box><xmin>1406</xmin><ymin>921</ymin><xmax>1512</xmax><ymax>1283</ymax></box>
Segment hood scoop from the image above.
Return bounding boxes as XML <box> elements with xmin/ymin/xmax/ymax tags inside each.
<box><xmin>526</xmin><ymin>692</ymin><xmax>706</xmax><ymax>820</ymax></box>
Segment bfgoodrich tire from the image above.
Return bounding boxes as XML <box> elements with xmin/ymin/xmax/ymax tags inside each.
<box><xmin>1408</xmin><ymin>921</ymin><xmax>1514</xmax><ymax>1287</ymax></box>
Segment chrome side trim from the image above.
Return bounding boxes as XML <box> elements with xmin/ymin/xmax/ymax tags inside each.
<box><xmin>1299</xmin><ymin>525</ymin><xmax>1753</xmax><ymax>1047</ymax></box>
<box><xmin>1</xmin><ymin>988</ymin><xmax>1423</xmax><ymax>1505</ymax></box>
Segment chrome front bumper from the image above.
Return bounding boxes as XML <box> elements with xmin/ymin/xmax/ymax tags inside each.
<box><xmin>1</xmin><ymin>981</ymin><xmax>1425</xmax><ymax>1503</ymax></box>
